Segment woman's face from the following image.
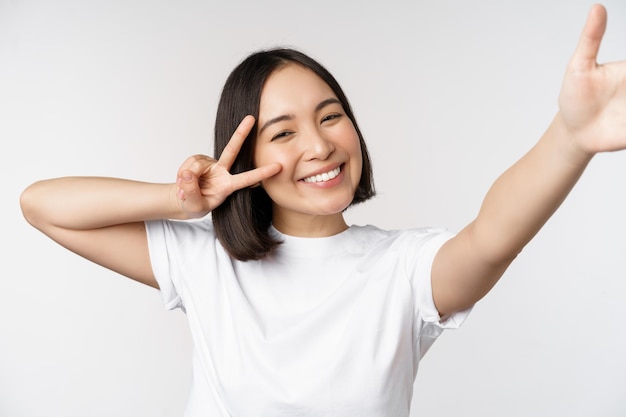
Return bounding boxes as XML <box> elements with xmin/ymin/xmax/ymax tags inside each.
<box><xmin>254</xmin><ymin>64</ymin><xmax>363</xmax><ymax>236</ymax></box>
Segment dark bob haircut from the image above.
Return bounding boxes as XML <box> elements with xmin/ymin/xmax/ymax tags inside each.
<box><xmin>212</xmin><ymin>47</ymin><xmax>375</xmax><ymax>261</ymax></box>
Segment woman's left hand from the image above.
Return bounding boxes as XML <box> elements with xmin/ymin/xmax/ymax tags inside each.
<box><xmin>558</xmin><ymin>4</ymin><xmax>626</xmax><ymax>155</ymax></box>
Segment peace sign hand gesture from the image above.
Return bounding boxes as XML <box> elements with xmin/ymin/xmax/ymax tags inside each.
<box><xmin>175</xmin><ymin>115</ymin><xmax>281</xmax><ymax>219</ymax></box>
<box><xmin>559</xmin><ymin>4</ymin><xmax>626</xmax><ymax>155</ymax></box>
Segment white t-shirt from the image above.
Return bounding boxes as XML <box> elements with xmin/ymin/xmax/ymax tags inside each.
<box><xmin>146</xmin><ymin>220</ymin><xmax>470</xmax><ymax>417</ymax></box>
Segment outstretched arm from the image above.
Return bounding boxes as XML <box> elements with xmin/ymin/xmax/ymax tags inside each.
<box><xmin>432</xmin><ymin>4</ymin><xmax>626</xmax><ymax>316</ymax></box>
<box><xmin>20</xmin><ymin>116</ymin><xmax>281</xmax><ymax>288</ymax></box>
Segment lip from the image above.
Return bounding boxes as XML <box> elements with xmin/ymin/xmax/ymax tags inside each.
<box><xmin>298</xmin><ymin>163</ymin><xmax>345</xmax><ymax>187</ymax></box>
<box><xmin>299</xmin><ymin>163</ymin><xmax>344</xmax><ymax>182</ymax></box>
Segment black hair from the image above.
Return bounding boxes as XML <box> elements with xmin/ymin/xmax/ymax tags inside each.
<box><xmin>212</xmin><ymin>48</ymin><xmax>375</xmax><ymax>261</ymax></box>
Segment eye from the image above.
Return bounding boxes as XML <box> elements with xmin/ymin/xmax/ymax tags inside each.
<box><xmin>271</xmin><ymin>131</ymin><xmax>293</xmax><ymax>141</ymax></box>
<box><xmin>321</xmin><ymin>113</ymin><xmax>342</xmax><ymax>123</ymax></box>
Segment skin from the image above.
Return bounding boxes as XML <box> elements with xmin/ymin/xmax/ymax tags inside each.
<box><xmin>432</xmin><ymin>4</ymin><xmax>625</xmax><ymax>315</ymax></box>
<box><xmin>253</xmin><ymin>65</ymin><xmax>363</xmax><ymax>237</ymax></box>
<box><xmin>19</xmin><ymin>4</ymin><xmax>626</xmax><ymax>317</ymax></box>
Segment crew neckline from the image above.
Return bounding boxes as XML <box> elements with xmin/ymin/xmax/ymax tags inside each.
<box><xmin>269</xmin><ymin>225</ymin><xmax>357</xmax><ymax>258</ymax></box>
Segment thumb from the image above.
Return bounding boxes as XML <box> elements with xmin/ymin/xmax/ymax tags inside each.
<box><xmin>571</xmin><ymin>4</ymin><xmax>607</xmax><ymax>71</ymax></box>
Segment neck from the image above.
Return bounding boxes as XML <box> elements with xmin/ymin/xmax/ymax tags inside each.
<box><xmin>272</xmin><ymin>212</ymin><xmax>348</xmax><ymax>237</ymax></box>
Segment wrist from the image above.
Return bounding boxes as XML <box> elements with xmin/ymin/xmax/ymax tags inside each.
<box><xmin>549</xmin><ymin>112</ymin><xmax>595</xmax><ymax>166</ymax></box>
<box><xmin>166</xmin><ymin>182</ymin><xmax>194</xmax><ymax>220</ymax></box>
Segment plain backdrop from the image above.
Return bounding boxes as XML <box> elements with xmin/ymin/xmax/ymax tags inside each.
<box><xmin>2</xmin><ymin>0</ymin><xmax>626</xmax><ymax>416</ymax></box>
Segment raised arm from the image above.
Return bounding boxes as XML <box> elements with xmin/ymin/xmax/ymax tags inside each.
<box><xmin>432</xmin><ymin>4</ymin><xmax>626</xmax><ymax>316</ymax></box>
<box><xmin>21</xmin><ymin>178</ymin><xmax>176</xmax><ymax>288</ymax></box>
<box><xmin>20</xmin><ymin>116</ymin><xmax>281</xmax><ymax>288</ymax></box>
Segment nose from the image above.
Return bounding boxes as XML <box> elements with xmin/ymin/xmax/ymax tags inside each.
<box><xmin>302</xmin><ymin>129</ymin><xmax>335</xmax><ymax>161</ymax></box>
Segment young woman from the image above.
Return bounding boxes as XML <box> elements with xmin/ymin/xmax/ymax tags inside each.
<box><xmin>20</xmin><ymin>4</ymin><xmax>626</xmax><ymax>416</ymax></box>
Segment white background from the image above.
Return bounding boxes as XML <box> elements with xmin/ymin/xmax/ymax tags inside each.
<box><xmin>2</xmin><ymin>0</ymin><xmax>626</xmax><ymax>416</ymax></box>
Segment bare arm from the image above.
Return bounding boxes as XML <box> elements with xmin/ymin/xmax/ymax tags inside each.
<box><xmin>20</xmin><ymin>178</ymin><xmax>178</xmax><ymax>288</ymax></box>
<box><xmin>20</xmin><ymin>116</ymin><xmax>281</xmax><ymax>288</ymax></box>
<box><xmin>433</xmin><ymin>115</ymin><xmax>591</xmax><ymax>314</ymax></box>
<box><xmin>432</xmin><ymin>4</ymin><xmax>626</xmax><ymax>315</ymax></box>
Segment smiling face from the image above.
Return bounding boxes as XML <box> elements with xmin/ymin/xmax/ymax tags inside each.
<box><xmin>254</xmin><ymin>64</ymin><xmax>363</xmax><ymax>236</ymax></box>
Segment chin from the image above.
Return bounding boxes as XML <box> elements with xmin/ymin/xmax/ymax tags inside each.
<box><xmin>315</xmin><ymin>200</ymin><xmax>354</xmax><ymax>215</ymax></box>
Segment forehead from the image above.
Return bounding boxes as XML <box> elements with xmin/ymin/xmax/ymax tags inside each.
<box><xmin>259</xmin><ymin>64</ymin><xmax>337</xmax><ymax>116</ymax></box>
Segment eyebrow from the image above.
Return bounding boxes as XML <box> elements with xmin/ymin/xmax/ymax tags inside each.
<box><xmin>257</xmin><ymin>98</ymin><xmax>342</xmax><ymax>136</ymax></box>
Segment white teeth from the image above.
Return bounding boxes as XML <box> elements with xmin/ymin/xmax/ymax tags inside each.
<box><xmin>303</xmin><ymin>166</ymin><xmax>341</xmax><ymax>183</ymax></box>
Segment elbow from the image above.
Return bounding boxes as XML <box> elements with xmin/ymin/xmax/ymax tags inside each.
<box><xmin>20</xmin><ymin>183</ymin><xmax>35</xmax><ymax>223</ymax></box>
<box><xmin>20</xmin><ymin>182</ymin><xmax>46</xmax><ymax>230</ymax></box>
<box><xmin>465</xmin><ymin>220</ymin><xmax>523</xmax><ymax>267</ymax></box>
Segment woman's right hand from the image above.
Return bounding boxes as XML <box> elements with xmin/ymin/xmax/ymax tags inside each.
<box><xmin>175</xmin><ymin>115</ymin><xmax>281</xmax><ymax>219</ymax></box>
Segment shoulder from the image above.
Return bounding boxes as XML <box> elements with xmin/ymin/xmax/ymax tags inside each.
<box><xmin>145</xmin><ymin>218</ymin><xmax>219</xmax><ymax>255</ymax></box>
<box><xmin>340</xmin><ymin>225</ymin><xmax>453</xmax><ymax>275</ymax></box>
<box><xmin>349</xmin><ymin>224</ymin><xmax>452</xmax><ymax>251</ymax></box>
<box><xmin>146</xmin><ymin>217</ymin><xmax>213</xmax><ymax>236</ymax></box>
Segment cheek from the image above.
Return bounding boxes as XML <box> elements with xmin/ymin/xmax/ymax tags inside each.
<box><xmin>346</xmin><ymin>134</ymin><xmax>364</xmax><ymax>179</ymax></box>
<box><xmin>255</xmin><ymin>147</ymin><xmax>295</xmax><ymax>190</ymax></box>
<box><xmin>254</xmin><ymin>145</ymin><xmax>275</xmax><ymax>169</ymax></box>
<box><xmin>256</xmin><ymin>148</ymin><xmax>291</xmax><ymax>171</ymax></box>
<box><xmin>352</xmin><ymin>153</ymin><xmax>363</xmax><ymax>187</ymax></box>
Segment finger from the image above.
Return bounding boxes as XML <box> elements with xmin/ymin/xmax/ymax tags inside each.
<box><xmin>230</xmin><ymin>162</ymin><xmax>282</xmax><ymax>191</ymax></box>
<box><xmin>177</xmin><ymin>154</ymin><xmax>212</xmax><ymax>179</ymax></box>
<box><xmin>217</xmin><ymin>115</ymin><xmax>256</xmax><ymax>169</ymax></box>
<box><xmin>571</xmin><ymin>4</ymin><xmax>607</xmax><ymax>71</ymax></box>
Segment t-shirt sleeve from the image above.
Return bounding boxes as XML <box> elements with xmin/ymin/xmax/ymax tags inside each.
<box><xmin>144</xmin><ymin>219</ymin><xmax>184</xmax><ymax>311</ymax></box>
<box><xmin>407</xmin><ymin>229</ymin><xmax>473</xmax><ymax>357</ymax></box>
